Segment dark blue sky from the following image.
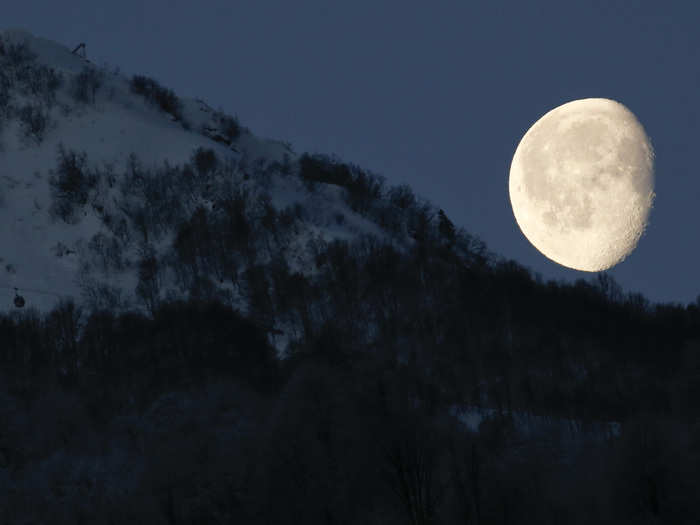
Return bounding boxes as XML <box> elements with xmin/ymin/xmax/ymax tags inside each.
<box><xmin>6</xmin><ymin>1</ymin><xmax>699</xmax><ymax>305</ymax></box>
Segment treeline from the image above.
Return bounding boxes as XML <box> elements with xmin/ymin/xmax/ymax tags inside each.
<box><xmin>44</xmin><ymin>141</ymin><xmax>700</xmax><ymax>426</ymax></box>
<box><xmin>130</xmin><ymin>74</ymin><xmax>183</xmax><ymax>122</ymax></box>
<box><xmin>46</xmin><ymin>144</ymin><xmax>302</xmax><ymax>313</ymax></box>
<box><xmin>0</xmin><ymin>298</ymin><xmax>278</xmax><ymax>396</ymax></box>
<box><xmin>297</xmin><ymin>152</ymin><xmax>487</xmax><ymax>261</ymax></box>
<box><xmin>47</xmin><ymin>143</ymin><xmax>490</xmax><ymax>323</ymax></box>
<box><xmin>129</xmin><ymin>73</ymin><xmax>242</xmax><ymax>139</ymax></box>
<box><xmin>0</xmin><ymin>276</ymin><xmax>697</xmax><ymax>523</ymax></box>
<box><xmin>4</xmin><ymin>131</ymin><xmax>698</xmax><ymax>521</ymax></box>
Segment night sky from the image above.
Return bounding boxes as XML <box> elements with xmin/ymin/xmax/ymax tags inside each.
<box><xmin>6</xmin><ymin>1</ymin><xmax>699</xmax><ymax>305</ymax></box>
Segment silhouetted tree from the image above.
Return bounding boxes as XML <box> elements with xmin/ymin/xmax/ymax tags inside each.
<box><xmin>71</xmin><ymin>65</ymin><xmax>102</xmax><ymax>104</ymax></box>
<box><xmin>437</xmin><ymin>208</ymin><xmax>456</xmax><ymax>246</ymax></box>
<box><xmin>18</xmin><ymin>103</ymin><xmax>48</xmax><ymax>143</ymax></box>
<box><xmin>49</xmin><ymin>144</ymin><xmax>97</xmax><ymax>222</ymax></box>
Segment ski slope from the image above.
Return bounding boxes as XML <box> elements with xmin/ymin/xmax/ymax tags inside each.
<box><xmin>0</xmin><ymin>28</ymin><xmax>388</xmax><ymax>324</ymax></box>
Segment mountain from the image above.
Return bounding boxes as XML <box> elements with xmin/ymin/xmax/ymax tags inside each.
<box><xmin>0</xmin><ymin>28</ymin><xmax>423</xmax><ymax>351</ymax></box>
<box><xmin>1</xmin><ymin>29</ymin><xmax>699</xmax><ymax>524</ymax></box>
<box><xmin>0</xmin><ymin>29</ymin><xmax>290</xmax><ymax>308</ymax></box>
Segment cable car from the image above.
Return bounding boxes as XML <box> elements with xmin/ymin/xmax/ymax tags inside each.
<box><xmin>13</xmin><ymin>288</ymin><xmax>25</xmax><ymax>308</ymax></box>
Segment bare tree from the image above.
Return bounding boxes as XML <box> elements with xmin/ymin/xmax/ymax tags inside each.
<box><xmin>383</xmin><ymin>432</ymin><xmax>441</xmax><ymax>525</ymax></box>
<box><xmin>448</xmin><ymin>439</ymin><xmax>481</xmax><ymax>525</ymax></box>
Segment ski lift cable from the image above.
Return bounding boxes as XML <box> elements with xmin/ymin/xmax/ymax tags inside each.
<box><xmin>0</xmin><ymin>283</ymin><xmax>71</xmax><ymax>299</ymax></box>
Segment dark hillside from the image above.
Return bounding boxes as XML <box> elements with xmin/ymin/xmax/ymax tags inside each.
<box><xmin>0</xmin><ymin>221</ymin><xmax>698</xmax><ymax>524</ymax></box>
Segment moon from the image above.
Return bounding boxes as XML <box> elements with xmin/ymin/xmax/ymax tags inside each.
<box><xmin>509</xmin><ymin>98</ymin><xmax>655</xmax><ymax>271</ymax></box>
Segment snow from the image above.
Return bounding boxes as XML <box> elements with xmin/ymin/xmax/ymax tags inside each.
<box><xmin>450</xmin><ymin>404</ymin><xmax>622</xmax><ymax>442</ymax></box>
<box><xmin>0</xmin><ymin>28</ymin><xmax>393</xmax><ymax>340</ymax></box>
<box><xmin>3</xmin><ymin>28</ymin><xmax>88</xmax><ymax>75</ymax></box>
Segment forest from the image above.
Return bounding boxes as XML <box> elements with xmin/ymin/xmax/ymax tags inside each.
<box><xmin>0</xmin><ymin>183</ymin><xmax>698</xmax><ymax>522</ymax></box>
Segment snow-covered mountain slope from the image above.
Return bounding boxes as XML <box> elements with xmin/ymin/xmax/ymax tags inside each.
<box><xmin>0</xmin><ymin>28</ymin><xmax>395</xmax><ymax>324</ymax></box>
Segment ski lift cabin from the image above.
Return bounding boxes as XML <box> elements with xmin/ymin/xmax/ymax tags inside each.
<box><xmin>13</xmin><ymin>288</ymin><xmax>24</xmax><ymax>308</ymax></box>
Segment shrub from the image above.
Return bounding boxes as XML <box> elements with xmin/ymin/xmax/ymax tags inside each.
<box><xmin>0</xmin><ymin>63</ymin><xmax>10</xmax><ymax>89</ymax></box>
<box><xmin>42</xmin><ymin>66</ymin><xmax>62</xmax><ymax>107</ymax></box>
<box><xmin>219</xmin><ymin>113</ymin><xmax>241</xmax><ymax>141</ymax></box>
<box><xmin>18</xmin><ymin>103</ymin><xmax>48</xmax><ymax>143</ymax></box>
<box><xmin>80</xmin><ymin>281</ymin><xmax>127</xmax><ymax>316</ymax></box>
<box><xmin>0</xmin><ymin>64</ymin><xmax>11</xmax><ymax>115</ymax></box>
<box><xmin>271</xmin><ymin>153</ymin><xmax>294</xmax><ymax>177</ymax></box>
<box><xmin>87</xmin><ymin>232</ymin><xmax>124</xmax><ymax>275</ymax></box>
<box><xmin>48</xmin><ymin>145</ymin><xmax>98</xmax><ymax>222</ymax></box>
<box><xmin>5</xmin><ymin>41</ymin><xmax>36</xmax><ymax>75</ymax></box>
<box><xmin>388</xmin><ymin>184</ymin><xmax>417</xmax><ymax>210</ymax></box>
<box><xmin>192</xmin><ymin>147</ymin><xmax>218</xmax><ymax>177</ymax></box>
<box><xmin>130</xmin><ymin>74</ymin><xmax>182</xmax><ymax>120</ymax></box>
<box><xmin>136</xmin><ymin>246</ymin><xmax>162</xmax><ymax>315</ymax></box>
<box><xmin>116</xmin><ymin>156</ymin><xmax>188</xmax><ymax>243</ymax></box>
<box><xmin>437</xmin><ymin>209</ymin><xmax>456</xmax><ymax>245</ymax></box>
<box><xmin>153</xmin><ymin>87</ymin><xmax>181</xmax><ymax>117</ymax></box>
<box><xmin>16</xmin><ymin>64</ymin><xmax>62</xmax><ymax>110</ymax></box>
<box><xmin>130</xmin><ymin>74</ymin><xmax>154</xmax><ymax>97</ymax></box>
<box><xmin>299</xmin><ymin>153</ymin><xmax>353</xmax><ymax>188</ymax></box>
<box><xmin>344</xmin><ymin>166</ymin><xmax>384</xmax><ymax>213</ymax></box>
<box><xmin>298</xmin><ymin>153</ymin><xmax>384</xmax><ymax>212</ymax></box>
<box><xmin>71</xmin><ymin>66</ymin><xmax>102</xmax><ymax>104</ymax></box>
<box><xmin>0</xmin><ymin>83</ymin><xmax>9</xmax><ymax>115</ymax></box>
<box><xmin>173</xmin><ymin>206</ymin><xmax>220</xmax><ymax>286</ymax></box>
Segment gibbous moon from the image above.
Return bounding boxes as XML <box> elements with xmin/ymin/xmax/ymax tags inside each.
<box><xmin>509</xmin><ymin>98</ymin><xmax>655</xmax><ymax>271</ymax></box>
